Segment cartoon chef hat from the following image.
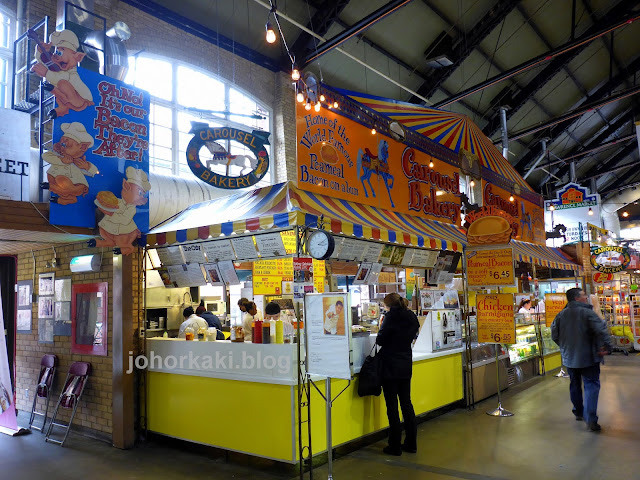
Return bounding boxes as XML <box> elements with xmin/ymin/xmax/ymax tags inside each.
<box><xmin>49</xmin><ymin>29</ymin><xmax>80</xmax><ymax>51</ymax></box>
<box><xmin>126</xmin><ymin>166</ymin><xmax>151</xmax><ymax>191</ymax></box>
<box><xmin>60</xmin><ymin>122</ymin><xmax>94</xmax><ymax>147</ymax></box>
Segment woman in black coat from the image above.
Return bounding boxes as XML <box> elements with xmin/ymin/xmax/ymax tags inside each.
<box><xmin>376</xmin><ymin>293</ymin><xmax>420</xmax><ymax>456</ymax></box>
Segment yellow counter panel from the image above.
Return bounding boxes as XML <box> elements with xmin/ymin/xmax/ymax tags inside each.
<box><xmin>543</xmin><ymin>351</ymin><xmax>562</xmax><ymax>372</ymax></box>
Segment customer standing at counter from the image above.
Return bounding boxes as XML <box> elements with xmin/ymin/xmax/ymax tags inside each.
<box><xmin>242</xmin><ymin>301</ymin><xmax>262</xmax><ymax>342</ymax></box>
<box><xmin>178</xmin><ymin>307</ymin><xmax>208</xmax><ymax>339</ymax></box>
<box><xmin>376</xmin><ymin>293</ymin><xmax>420</xmax><ymax>456</ymax></box>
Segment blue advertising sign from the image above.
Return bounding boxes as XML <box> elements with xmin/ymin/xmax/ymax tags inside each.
<box><xmin>33</xmin><ymin>29</ymin><xmax>150</xmax><ymax>255</ymax></box>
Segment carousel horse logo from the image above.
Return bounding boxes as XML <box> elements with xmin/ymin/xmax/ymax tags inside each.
<box><xmin>356</xmin><ymin>139</ymin><xmax>395</xmax><ymax>207</ymax></box>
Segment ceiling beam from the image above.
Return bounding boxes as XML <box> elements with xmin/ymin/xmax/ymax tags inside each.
<box><xmin>409</xmin><ymin>0</ymin><xmax>520</xmax><ymax>104</ymax></box>
<box><xmin>301</xmin><ymin>0</ymin><xmax>413</xmax><ymax>67</ymax></box>
<box><xmin>288</xmin><ymin>0</ymin><xmax>351</xmax><ymax>67</ymax></box>
<box><xmin>433</xmin><ymin>10</ymin><xmax>640</xmax><ymax>109</ymax></box>
<box><xmin>592</xmin><ymin>142</ymin><xmax>640</xmax><ymax>189</ymax></box>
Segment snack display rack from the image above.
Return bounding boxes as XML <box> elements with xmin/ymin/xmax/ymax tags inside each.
<box><xmin>595</xmin><ymin>278</ymin><xmax>635</xmax><ymax>354</ymax></box>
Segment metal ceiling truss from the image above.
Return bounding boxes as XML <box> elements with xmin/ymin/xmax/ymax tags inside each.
<box><xmin>592</xmin><ymin>142</ymin><xmax>640</xmax><ymax>190</ymax></box>
<box><xmin>288</xmin><ymin>0</ymin><xmax>351</xmax><ymax>67</ymax></box>
<box><xmin>409</xmin><ymin>0</ymin><xmax>520</xmax><ymax>104</ymax></box>
<box><xmin>482</xmin><ymin>0</ymin><xmax>637</xmax><ymax>137</ymax></box>
<box><xmin>300</xmin><ymin>0</ymin><xmax>413</xmax><ymax>68</ymax></box>
<box><xmin>597</xmin><ymin>143</ymin><xmax>640</xmax><ymax>194</ymax></box>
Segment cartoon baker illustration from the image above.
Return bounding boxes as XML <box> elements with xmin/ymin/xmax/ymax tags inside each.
<box><xmin>43</xmin><ymin>122</ymin><xmax>98</xmax><ymax>205</ymax></box>
<box><xmin>90</xmin><ymin>166</ymin><xmax>151</xmax><ymax>255</ymax></box>
<box><xmin>31</xmin><ymin>29</ymin><xmax>94</xmax><ymax>118</ymax></box>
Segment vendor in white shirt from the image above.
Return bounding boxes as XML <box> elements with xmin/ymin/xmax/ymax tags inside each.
<box><xmin>323</xmin><ymin>300</ymin><xmax>344</xmax><ymax>335</ymax></box>
<box><xmin>517</xmin><ymin>299</ymin><xmax>533</xmax><ymax>320</ymax></box>
<box><xmin>178</xmin><ymin>306</ymin><xmax>208</xmax><ymax>338</ymax></box>
<box><xmin>242</xmin><ymin>301</ymin><xmax>262</xmax><ymax>342</ymax></box>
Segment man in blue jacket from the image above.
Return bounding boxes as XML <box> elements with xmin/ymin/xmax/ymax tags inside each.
<box><xmin>551</xmin><ymin>288</ymin><xmax>612</xmax><ymax>432</ymax></box>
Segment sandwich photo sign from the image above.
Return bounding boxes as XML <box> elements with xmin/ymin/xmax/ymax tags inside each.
<box><xmin>32</xmin><ymin>29</ymin><xmax>150</xmax><ymax>254</ymax></box>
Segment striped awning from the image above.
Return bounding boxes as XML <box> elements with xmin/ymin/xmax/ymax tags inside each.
<box><xmin>334</xmin><ymin>87</ymin><xmax>534</xmax><ymax>194</ymax></box>
<box><xmin>146</xmin><ymin>182</ymin><xmax>466</xmax><ymax>251</ymax></box>
<box><xmin>511</xmin><ymin>240</ymin><xmax>583</xmax><ymax>274</ymax></box>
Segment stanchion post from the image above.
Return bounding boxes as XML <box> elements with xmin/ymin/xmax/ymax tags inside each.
<box><xmin>326</xmin><ymin>377</ymin><xmax>333</xmax><ymax>480</ymax></box>
<box><xmin>487</xmin><ymin>286</ymin><xmax>513</xmax><ymax>417</ymax></box>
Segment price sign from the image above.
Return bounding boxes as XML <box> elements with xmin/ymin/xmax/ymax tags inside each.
<box><xmin>467</xmin><ymin>248</ymin><xmax>514</xmax><ymax>287</ymax></box>
<box><xmin>253</xmin><ymin>258</ymin><xmax>293</xmax><ymax>281</ymax></box>
<box><xmin>545</xmin><ymin>293</ymin><xmax>566</xmax><ymax>327</ymax></box>
<box><xmin>476</xmin><ymin>293</ymin><xmax>515</xmax><ymax>344</ymax></box>
<box><xmin>253</xmin><ymin>276</ymin><xmax>282</xmax><ymax>295</ymax></box>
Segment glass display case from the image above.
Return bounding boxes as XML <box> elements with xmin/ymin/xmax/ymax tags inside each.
<box><xmin>508</xmin><ymin>317</ymin><xmax>541</xmax><ymax>365</ymax></box>
<box><xmin>540</xmin><ymin>325</ymin><xmax>560</xmax><ymax>355</ymax></box>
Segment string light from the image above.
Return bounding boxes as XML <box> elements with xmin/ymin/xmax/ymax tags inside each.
<box><xmin>588</xmin><ymin>207</ymin><xmax>594</xmax><ymax>216</ymax></box>
<box><xmin>319</xmin><ymin>94</ymin><xmax>326</xmax><ymax>102</ymax></box>
<box><xmin>469</xmin><ymin>180</ymin><xmax>475</xmax><ymax>187</ymax></box>
<box><xmin>296</xmin><ymin>92</ymin><xmax>304</xmax><ymax>103</ymax></box>
<box><xmin>305</xmin><ymin>99</ymin><xmax>311</xmax><ymax>111</ymax></box>
<box><xmin>549</xmin><ymin>205</ymin><xmax>555</xmax><ymax>211</ymax></box>
<box><xmin>265</xmin><ymin>22</ymin><xmax>276</xmax><ymax>43</ymax></box>
<box><xmin>623</xmin><ymin>211</ymin><xmax>629</xmax><ymax>217</ymax></box>
<box><xmin>509</xmin><ymin>194</ymin><xmax>515</xmax><ymax>202</ymax></box>
<box><xmin>314</xmin><ymin>102</ymin><xmax>321</xmax><ymax>112</ymax></box>
<box><xmin>429</xmin><ymin>160</ymin><xmax>434</xmax><ymax>168</ymax></box>
<box><xmin>371</xmin><ymin>127</ymin><xmax>376</xmax><ymax>135</ymax></box>
<box><xmin>333</xmin><ymin>101</ymin><xmax>339</xmax><ymax>108</ymax></box>
<box><xmin>291</xmin><ymin>67</ymin><xmax>300</xmax><ymax>81</ymax></box>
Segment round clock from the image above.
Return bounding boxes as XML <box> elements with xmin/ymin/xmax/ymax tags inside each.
<box><xmin>307</xmin><ymin>230</ymin><xmax>335</xmax><ymax>260</ymax></box>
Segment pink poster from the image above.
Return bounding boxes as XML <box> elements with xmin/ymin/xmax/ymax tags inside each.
<box><xmin>0</xmin><ymin>280</ymin><xmax>18</xmax><ymax>431</ymax></box>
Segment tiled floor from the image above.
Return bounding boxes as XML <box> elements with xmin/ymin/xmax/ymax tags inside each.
<box><xmin>1</xmin><ymin>354</ymin><xmax>638</xmax><ymax>480</ymax></box>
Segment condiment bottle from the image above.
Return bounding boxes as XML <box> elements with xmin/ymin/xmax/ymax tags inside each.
<box><xmin>197</xmin><ymin>326</ymin><xmax>207</xmax><ymax>341</ymax></box>
<box><xmin>184</xmin><ymin>326</ymin><xmax>194</xmax><ymax>341</ymax></box>
<box><xmin>262</xmin><ymin>321</ymin><xmax>271</xmax><ymax>344</ymax></box>
<box><xmin>275</xmin><ymin>319</ymin><xmax>284</xmax><ymax>344</ymax></box>
<box><xmin>253</xmin><ymin>318</ymin><xmax>263</xmax><ymax>343</ymax></box>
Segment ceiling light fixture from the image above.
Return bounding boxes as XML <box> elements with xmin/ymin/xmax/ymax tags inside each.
<box><xmin>314</xmin><ymin>101</ymin><xmax>321</xmax><ymax>112</ymax></box>
<box><xmin>549</xmin><ymin>205</ymin><xmax>555</xmax><ymax>211</ymax></box>
<box><xmin>469</xmin><ymin>180</ymin><xmax>475</xmax><ymax>188</ymax></box>
<box><xmin>623</xmin><ymin>211</ymin><xmax>629</xmax><ymax>217</ymax></box>
<box><xmin>371</xmin><ymin>127</ymin><xmax>376</xmax><ymax>135</ymax></box>
<box><xmin>509</xmin><ymin>194</ymin><xmax>515</xmax><ymax>202</ymax></box>
<box><xmin>265</xmin><ymin>22</ymin><xmax>276</xmax><ymax>44</ymax></box>
<box><xmin>291</xmin><ymin>67</ymin><xmax>300</xmax><ymax>81</ymax></box>
<box><xmin>429</xmin><ymin>160</ymin><xmax>434</xmax><ymax>168</ymax></box>
<box><xmin>333</xmin><ymin>101</ymin><xmax>339</xmax><ymax>109</ymax></box>
<box><xmin>296</xmin><ymin>91</ymin><xmax>304</xmax><ymax>103</ymax></box>
<box><xmin>305</xmin><ymin>99</ymin><xmax>311</xmax><ymax>111</ymax></box>
<box><xmin>588</xmin><ymin>207</ymin><xmax>594</xmax><ymax>216</ymax></box>
<box><xmin>319</xmin><ymin>94</ymin><xmax>326</xmax><ymax>102</ymax></box>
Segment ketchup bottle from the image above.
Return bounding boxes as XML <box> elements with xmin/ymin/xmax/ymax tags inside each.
<box><xmin>253</xmin><ymin>318</ymin><xmax>263</xmax><ymax>343</ymax></box>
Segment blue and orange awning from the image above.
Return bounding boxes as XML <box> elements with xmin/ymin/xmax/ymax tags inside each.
<box><xmin>511</xmin><ymin>240</ymin><xmax>582</xmax><ymax>273</ymax></box>
<box><xmin>146</xmin><ymin>182</ymin><xmax>467</xmax><ymax>252</ymax></box>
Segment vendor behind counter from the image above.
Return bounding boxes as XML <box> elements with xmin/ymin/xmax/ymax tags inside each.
<box><xmin>196</xmin><ymin>305</ymin><xmax>225</xmax><ymax>340</ymax></box>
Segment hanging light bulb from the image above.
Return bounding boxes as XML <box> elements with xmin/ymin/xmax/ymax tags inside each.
<box><xmin>305</xmin><ymin>99</ymin><xmax>312</xmax><ymax>111</ymax></box>
<box><xmin>327</xmin><ymin>104</ymin><xmax>332</xmax><ymax>109</ymax></box>
<box><xmin>509</xmin><ymin>194</ymin><xmax>515</xmax><ymax>202</ymax></box>
<box><xmin>291</xmin><ymin>68</ymin><xmax>300</xmax><ymax>81</ymax></box>
<box><xmin>588</xmin><ymin>207</ymin><xmax>594</xmax><ymax>216</ymax></box>
<box><xmin>429</xmin><ymin>160</ymin><xmax>434</xmax><ymax>168</ymax></box>
<box><xmin>623</xmin><ymin>211</ymin><xmax>629</xmax><ymax>217</ymax></box>
<box><xmin>265</xmin><ymin>22</ymin><xmax>276</xmax><ymax>44</ymax></box>
<box><xmin>333</xmin><ymin>101</ymin><xmax>339</xmax><ymax>108</ymax></box>
<box><xmin>371</xmin><ymin>127</ymin><xmax>376</xmax><ymax>135</ymax></box>
<box><xmin>319</xmin><ymin>94</ymin><xmax>326</xmax><ymax>102</ymax></box>
<box><xmin>469</xmin><ymin>180</ymin><xmax>475</xmax><ymax>188</ymax></box>
<box><xmin>549</xmin><ymin>205</ymin><xmax>555</xmax><ymax>211</ymax></box>
<box><xmin>314</xmin><ymin>101</ymin><xmax>321</xmax><ymax>112</ymax></box>
<box><xmin>296</xmin><ymin>91</ymin><xmax>304</xmax><ymax>103</ymax></box>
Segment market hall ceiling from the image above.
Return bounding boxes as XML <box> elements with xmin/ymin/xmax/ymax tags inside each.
<box><xmin>141</xmin><ymin>0</ymin><xmax>640</xmax><ymax>201</ymax></box>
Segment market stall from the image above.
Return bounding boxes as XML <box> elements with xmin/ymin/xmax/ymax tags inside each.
<box><xmin>142</xmin><ymin>181</ymin><xmax>467</xmax><ymax>463</ymax></box>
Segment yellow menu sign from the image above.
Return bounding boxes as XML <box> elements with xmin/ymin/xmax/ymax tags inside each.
<box><xmin>476</xmin><ymin>293</ymin><xmax>515</xmax><ymax>344</ymax></box>
<box><xmin>253</xmin><ymin>277</ymin><xmax>282</xmax><ymax>295</ymax></box>
<box><xmin>545</xmin><ymin>293</ymin><xmax>566</xmax><ymax>327</ymax></box>
<box><xmin>467</xmin><ymin>248</ymin><xmax>514</xmax><ymax>287</ymax></box>
<box><xmin>253</xmin><ymin>258</ymin><xmax>293</xmax><ymax>280</ymax></box>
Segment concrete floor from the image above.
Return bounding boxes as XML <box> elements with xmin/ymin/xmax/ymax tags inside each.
<box><xmin>1</xmin><ymin>354</ymin><xmax>638</xmax><ymax>480</ymax></box>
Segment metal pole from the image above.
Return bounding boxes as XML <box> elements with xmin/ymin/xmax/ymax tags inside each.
<box><xmin>523</xmin><ymin>138</ymin><xmax>548</xmax><ymax>180</ymax></box>
<box><xmin>500</xmin><ymin>107</ymin><xmax>509</xmax><ymax>159</ymax></box>
<box><xmin>487</xmin><ymin>286</ymin><xmax>513</xmax><ymax>417</ymax></box>
<box><xmin>326</xmin><ymin>377</ymin><xmax>333</xmax><ymax>480</ymax></box>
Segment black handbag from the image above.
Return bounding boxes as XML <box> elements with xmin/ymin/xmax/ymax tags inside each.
<box><xmin>358</xmin><ymin>343</ymin><xmax>382</xmax><ymax>397</ymax></box>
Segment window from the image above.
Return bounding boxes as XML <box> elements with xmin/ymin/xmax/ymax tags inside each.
<box><xmin>0</xmin><ymin>8</ymin><xmax>15</xmax><ymax>108</ymax></box>
<box><xmin>125</xmin><ymin>55</ymin><xmax>273</xmax><ymax>185</ymax></box>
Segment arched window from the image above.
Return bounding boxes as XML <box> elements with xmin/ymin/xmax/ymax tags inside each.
<box><xmin>124</xmin><ymin>55</ymin><xmax>272</xmax><ymax>184</ymax></box>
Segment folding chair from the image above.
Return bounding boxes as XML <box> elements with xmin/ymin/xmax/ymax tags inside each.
<box><xmin>28</xmin><ymin>354</ymin><xmax>58</xmax><ymax>432</ymax></box>
<box><xmin>45</xmin><ymin>362</ymin><xmax>91</xmax><ymax>446</ymax></box>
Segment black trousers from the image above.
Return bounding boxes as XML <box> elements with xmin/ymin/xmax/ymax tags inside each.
<box><xmin>382</xmin><ymin>378</ymin><xmax>417</xmax><ymax>449</ymax></box>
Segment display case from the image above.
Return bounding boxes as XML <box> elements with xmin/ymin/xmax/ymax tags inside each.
<box><xmin>539</xmin><ymin>325</ymin><xmax>560</xmax><ymax>355</ymax></box>
<box><xmin>628</xmin><ymin>291</ymin><xmax>640</xmax><ymax>351</ymax></box>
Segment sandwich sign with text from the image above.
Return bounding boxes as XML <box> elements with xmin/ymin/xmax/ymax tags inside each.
<box><xmin>296</xmin><ymin>103</ymin><xmax>462</xmax><ymax>225</ymax></box>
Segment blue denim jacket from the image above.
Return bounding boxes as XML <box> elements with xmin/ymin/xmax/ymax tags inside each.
<box><xmin>551</xmin><ymin>301</ymin><xmax>612</xmax><ymax>368</ymax></box>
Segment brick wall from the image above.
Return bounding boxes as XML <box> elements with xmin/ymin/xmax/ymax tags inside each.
<box><xmin>26</xmin><ymin>0</ymin><xmax>297</xmax><ymax>183</ymax></box>
<box><xmin>16</xmin><ymin>242</ymin><xmax>113</xmax><ymax>439</ymax></box>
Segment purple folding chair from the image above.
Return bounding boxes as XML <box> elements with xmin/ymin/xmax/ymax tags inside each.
<box><xmin>28</xmin><ymin>354</ymin><xmax>57</xmax><ymax>432</ymax></box>
<box><xmin>45</xmin><ymin>362</ymin><xmax>91</xmax><ymax>446</ymax></box>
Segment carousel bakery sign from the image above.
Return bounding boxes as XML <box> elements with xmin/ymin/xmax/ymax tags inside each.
<box><xmin>186</xmin><ymin>125</ymin><xmax>271</xmax><ymax>189</ymax></box>
<box><xmin>590</xmin><ymin>245</ymin><xmax>631</xmax><ymax>273</ymax></box>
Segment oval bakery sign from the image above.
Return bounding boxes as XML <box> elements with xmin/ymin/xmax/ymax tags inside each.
<box><xmin>186</xmin><ymin>126</ymin><xmax>270</xmax><ymax>189</ymax></box>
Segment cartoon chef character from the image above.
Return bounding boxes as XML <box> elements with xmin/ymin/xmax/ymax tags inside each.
<box><xmin>43</xmin><ymin>122</ymin><xmax>98</xmax><ymax>205</ymax></box>
<box><xmin>31</xmin><ymin>29</ymin><xmax>93</xmax><ymax>118</ymax></box>
<box><xmin>91</xmin><ymin>167</ymin><xmax>151</xmax><ymax>255</ymax></box>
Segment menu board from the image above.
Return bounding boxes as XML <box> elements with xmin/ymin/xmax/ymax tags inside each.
<box><xmin>329</xmin><ymin>235</ymin><xmax>344</xmax><ymax>259</ymax></box>
<box><xmin>255</xmin><ymin>232</ymin><xmax>287</xmax><ymax>258</ymax></box>
<box><xmin>203</xmin><ymin>263</ymin><xmax>224</xmax><ymax>285</ymax></box>
<box><xmin>156</xmin><ymin>246</ymin><xmax>184</xmax><ymax>266</ymax></box>
<box><xmin>545</xmin><ymin>293</ymin><xmax>566</xmax><ymax>327</ymax></box>
<box><xmin>231</xmin><ymin>236</ymin><xmax>258</xmax><ymax>260</ymax></box>
<box><xmin>254</xmin><ymin>258</ymin><xmax>294</xmax><ymax>279</ymax></box>
<box><xmin>181</xmin><ymin>243</ymin><xmax>206</xmax><ymax>264</ymax></box>
<box><xmin>401</xmin><ymin>248</ymin><xmax>414</xmax><ymax>266</ymax></box>
<box><xmin>305</xmin><ymin>293</ymin><xmax>352</xmax><ymax>379</ymax></box>
<box><xmin>389</xmin><ymin>246</ymin><xmax>406</xmax><ymax>265</ymax></box>
<box><xmin>361</xmin><ymin>242</ymin><xmax>383</xmax><ymax>263</ymax></box>
<box><xmin>367</xmin><ymin>263</ymin><xmax>383</xmax><ymax>284</ymax></box>
<box><xmin>379</xmin><ymin>245</ymin><xmax>394</xmax><ymax>264</ymax></box>
<box><xmin>411</xmin><ymin>249</ymin><xmax>439</xmax><ymax>268</ymax></box>
<box><xmin>476</xmin><ymin>293</ymin><xmax>515</xmax><ymax>344</ymax></box>
<box><xmin>218</xmin><ymin>260</ymin><xmax>240</xmax><ymax>285</ymax></box>
<box><xmin>466</xmin><ymin>248</ymin><xmax>514</xmax><ymax>287</ymax></box>
<box><xmin>352</xmin><ymin>263</ymin><xmax>372</xmax><ymax>285</ymax></box>
<box><xmin>254</xmin><ymin>276</ymin><xmax>282</xmax><ymax>295</ymax></box>
<box><xmin>280</xmin><ymin>230</ymin><xmax>297</xmax><ymax>254</ymax></box>
<box><xmin>420</xmin><ymin>289</ymin><xmax>459</xmax><ymax>310</ymax></box>
<box><xmin>202</xmin><ymin>239</ymin><xmax>236</xmax><ymax>262</ymax></box>
<box><xmin>338</xmin><ymin>238</ymin><xmax>365</xmax><ymax>261</ymax></box>
<box><xmin>167</xmin><ymin>264</ymin><xmax>207</xmax><ymax>287</ymax></box>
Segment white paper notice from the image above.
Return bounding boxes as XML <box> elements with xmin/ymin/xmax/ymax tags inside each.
<box><xmin>218</xmin><ymin>260</ymin><xmax>240</xmax><ymax>285</ymax></box>
<box><xmin>367</xmin><ymin>263</ymin><xmax>383</xmax><ymax>285</ymax></box>
<box><xmin>156</xmin><ymin>246</ymin><xmax>184</xmax><ymax>266</ymax></box>
<box><xmin>202</xmin><ymin>239</ymin><xmax>236</xmax><ymax>262</ymax></box>
<box><xmin>337</xmin><ymin>238</ymin><xmax>364</xmax><ymax>261</ymax></box>
<box><xmin>353</xmin><ymin>263</ymin><xmax>372</xmax><ymax>285</ymax></box>
<box><xmin>231</xmin><ymin>237</ymin><xmax>258</xmax><ymax>260</ymax></box>
<box><xmin>329</xmin><ymin>236</ymin><xmax>344</xmax><ymax>259</ymax></box>
<box><xmin>181</xmin><ymin>243</ymin><xmax>206</xmax><ymax>264</ymax></box>
<box><xmin>402</xmin><ymin>248</ymin><xmax>415</xmax><ymax>266</ymax></box>
<box><xmin>255</xmin><ymin>232</ymin><xmax>287</xmax><ymax>258</ymax></box>
<box><xmin>203</xmin><ymin>263</ymin><xmax>224</xmax><ymax>285</ymax></box>
<box><xmin>54</xmin><ymin>278</ymin><xmax>71</xmax><ymax>302</ymax></box>
<box><xmin>362</xmin><ymin>242</ymin><xmax>383</xmax><ymax>263</ymax></box>
<box><xmin>166</xmin><ymin>265</ymin><xmax>190</xmax><ymax>287</ymax></box>
<box><xmin>411</xmin><ymin>249</ymin><xmax>439</xmax><ymax>268</ymax></box>
<box><xmin>305</xmin><ymin>293</ymin><xmax>352</xmax><ymax>379</ymax></box>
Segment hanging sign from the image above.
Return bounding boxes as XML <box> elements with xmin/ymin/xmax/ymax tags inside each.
<box><xmin>476</xmin><ymin>293</ymin><xmax>515</xmax><ymax>344</ymax></box>
<box><xmin>255</xmin><ymin>232</ymin><xmax>287</xmax><ymax>258</ymax></box>
<box><xmin>590</xmin><ymin>245</ymin><xmax>631</xmax><ymax>273</ymax></box>
<box><xmin>463</xmin><ymin>205</ymin><xmax>518</xmax><ymax>246</ymax></box>
<box><xmin>545</xmin><ymin>293</ymin><xmax>566</xmax><ymax>328</ymax></box>
<box><xmin>587</xmin><ymin>223</ymin><xmax>611</xmax><ymax>245</ymax></box>
<box><xmin>186</xmin><ymin>125</ymin><xmax>270</xmax><ymax>189</ymax></box>
<box><xmin>466</xmin><ymin>248</ymin><xmax>515</xmax><ymax>287</ymax></box>
<box><xmin>545</xmin><ymin>182</ymin><xmax>598</xmax><ymax>211</ymax></box>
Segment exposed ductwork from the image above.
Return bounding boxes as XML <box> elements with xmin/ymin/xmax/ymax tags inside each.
<box><xmin>600</xmin><ymin>187</ymin><xmax>640</xmax><ymax>237</ymax></box>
